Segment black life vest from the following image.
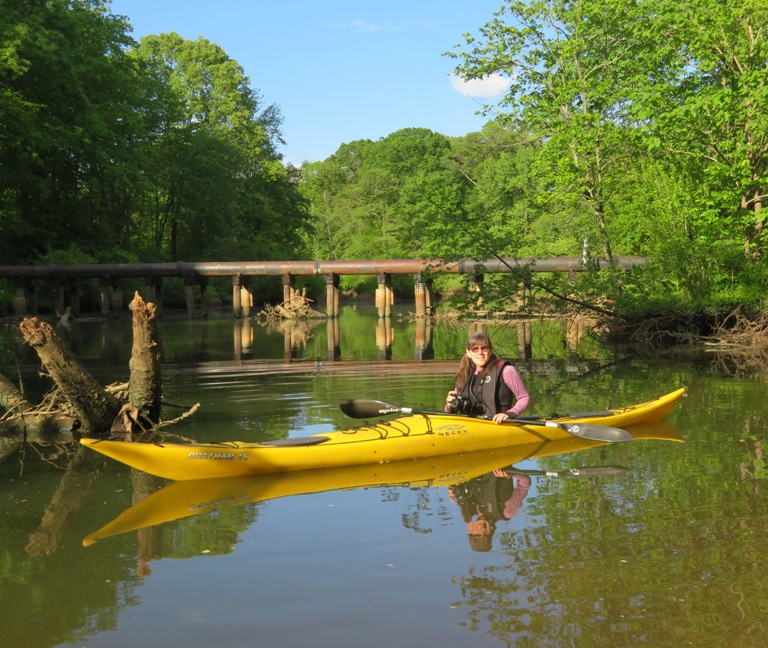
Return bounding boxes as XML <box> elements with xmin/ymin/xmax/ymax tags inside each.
<box><xmin>461</xmin><ymin>360</ymin><xmax>516</xmax><ymax>416</ymax></box>
<box><xmin>455</xmin><ymin>472</ymin><xmax>517</xmax><ymax>522</ymax></box>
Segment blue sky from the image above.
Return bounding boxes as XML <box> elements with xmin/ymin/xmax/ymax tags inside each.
<box><xmin>108</xmin><ymin>0</ymin><xmax>509</xmax><ymax>165</ymax></box>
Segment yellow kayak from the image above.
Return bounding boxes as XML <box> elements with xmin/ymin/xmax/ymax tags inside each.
<box><xmin>84</xmin><ymin>420</ymin><xmax>684</xmax><ymax>546</ymax></box>
<box><xmin>80</xmin><ymin>388</ymin><xmax>685</xmax><ymax>481</ymax></box>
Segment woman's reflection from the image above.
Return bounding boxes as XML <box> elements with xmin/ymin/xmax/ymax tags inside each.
<box><xmin>449</xmin><ymin>468</ymin><xmax>531</xmax><ymax>552</ymax></box>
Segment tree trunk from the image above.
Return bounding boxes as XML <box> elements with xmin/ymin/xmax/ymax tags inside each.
<box><xmin>19</xmin><ymin>318</ymin><xmax>122</xmax><ymax>432</ymax></box>
<box><xmin>128</xmin><ymin>292</ymin><xmax>162</xmax><ymax>425</ymax></box>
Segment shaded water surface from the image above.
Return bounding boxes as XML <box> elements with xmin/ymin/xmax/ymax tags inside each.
<box><xmin>1</xmin><ymin>310</ymin><xmax>766</xmax><ymax>647</ymax></box>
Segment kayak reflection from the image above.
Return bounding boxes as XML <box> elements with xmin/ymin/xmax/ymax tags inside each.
<box><xmin>448</xmin><ymin>463</ymin><xmax>632</xmax><ymax>552</ymax></box>
<box><xmin>83</xmin><ymin>421</ymin><xmax>684</xmax><ymax>547</ymax></box>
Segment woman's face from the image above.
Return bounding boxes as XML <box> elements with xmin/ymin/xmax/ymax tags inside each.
<box><xmin>466</xmin><ymin>343</ymin><xmax>492</xmax><ymax>368</ymax></box>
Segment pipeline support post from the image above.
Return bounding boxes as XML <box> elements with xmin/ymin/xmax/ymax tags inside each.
<box><xmin>516</xmin><ymin>267</ymin><xmax>532</xmax><ymax>309</ymax></box>
<box><xmin>99</xmin><ymin>276</ymin><xmax>112</xmax><ymax>317</ymax></box>
<box><xmin>376</xmin><ymin>272</ymin><xmax>392</xmax><ymax>318</ymax></box>
<box><xmin>468</xmin><ymin>269</ymin><xmax>484</xmax><ymax>310</ymax></box>
<box><xmin>144</xmin><ymin>276</ymin><xmax>162</xmax><ymax>315</ymax></box>
<box><xmin>68</xmin><ymin>279</ymin><xmax>81</xmax><ymax>317</ymax></box>
<box><xmin>110</xmin><ymin>279</ymin><xmax>123</xmax><ymax>314</ymax></box>
<box><xmin>240</xmin><ymin>277</ymin><xmax>252</xmax><ymax>318</ymax></box>
<box><xmin>184</xmin><ymin>275</ymin><xmax>197</xmax><ymax>318</ymax></box>
<box><xmin>282</xmin><ymin>273</ymin><xmax>295</xmax><ymax>306</ymax></box>
<box><xmin>326</xmin><ymin>273</ymin><xmax>340</xmax><ymax>318</ymax></box>
<box><xmin>54</xmin><ymin>279</ymin><xmax>67</xmax><ymax>317</ymax></box>
<box><xmin>199</xmin><ymin>276</ymin><xmax>210</xmax><ymax>317</ymax></box>
<box><xmin>413</xmin><ymin>272</ymin><xmax>434</xmax><ymax>318</ymax></box>
<box><xmin>53</xmin><ymin>277</ymin><xmax>80</xmax><ymax>317</ymax></box>
<box><xmin>13</xmin><ymin>279</ymin><xmax>31</xmax><ymax>316</ymax></box>
<box><xmin>232</xmin><ymin>274</ymin><xmax>242</xmax><ymax>318</ymax></box>
<box><xmin>414</xmin><ymin>273</ymin><xmax>426</xmax><ymax>318</ymax></box>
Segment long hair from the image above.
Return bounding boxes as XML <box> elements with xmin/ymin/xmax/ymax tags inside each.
<box><xmin>453</xmin><ymin>331</ymin><xmax>499</xmax><ymax>391</ymax></box>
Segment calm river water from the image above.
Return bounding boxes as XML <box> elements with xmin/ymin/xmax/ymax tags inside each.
<box><xmin>1</xmin><ymin>307</ymin><xmax>766</xmax><ymax>647</ymax></box>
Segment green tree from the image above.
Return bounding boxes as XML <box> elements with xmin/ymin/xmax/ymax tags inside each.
<box><xmin>130</xmin><ymin>32</ymin><xmax>308</xmax><ymax>262</ymax></box>
<box><xmin>446</xmin><ymin>123</ymin><xmax>542</xmax><ymax>257</ymax></box>
<box><xmin>634</xmin><ymin>0</ymin><xmax>768</xmax><ymax>259</ymax></box>
<box><xmin>359</xmin><ymin>128</ymin><xmax>464</xmax><ymax>259</ymax></box>
<box><xmin>447</xmin><ymin>0</ymin><xmax>654</xmax><ymax>267</ymax></box>
<box><xmin>301</xmin><ymin>129</ymin><xmax>467</xmax><ymax>262</ymax></box>
<box><xmin>301</xmin><ymin>139</ymin><xmax>375</xmax><ymax>261</ymax></box>
<box><xmin>0</xmin><ymin>0</ymin><xmax>142</xmax><ymax>263</ymax></box>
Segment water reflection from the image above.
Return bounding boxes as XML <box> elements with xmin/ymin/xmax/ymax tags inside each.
<box><xmin>81</xmin><ymin>445</ymin><xmax>555</xmax><ymax>550</ymax></box>
<box><xmin>450</xmin><ymin>470</ymin><xmax>532</xmax><ymax>552</ymax></box>
<box><xmin>232</xmin><ymin>313</ymin><xmax>433</xmax><ymax>362</ymax></box>
<box><xmin>12</xmin><ymin>310</ymin><xmax>768</xmax><ymax>647</ymax></box>
<box><xmin>28</xmin><ymin>306</ymin><xmax>615</xmax><ymax>372</ymax></box>
<box><xmin>26</xmin><ymin>449</ymin><xmax>110</xmax><ymax>558</ymax></box>
<box><xmin>82</xmin><ymin>422</ymin><xmax>682</xmax><ymax>556</ymax></box>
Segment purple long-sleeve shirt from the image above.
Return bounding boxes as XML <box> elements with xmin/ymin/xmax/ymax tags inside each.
<box><xmin>496</xmin><ymin>365</ymin><xmax>530</xmax><ymax>417</ymax></box>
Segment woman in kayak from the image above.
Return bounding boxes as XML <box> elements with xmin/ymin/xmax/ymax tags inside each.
<box><xmin>445</xmin><ymin>331</ymin><xmax>530</xmax><ymax>424</ymax></box>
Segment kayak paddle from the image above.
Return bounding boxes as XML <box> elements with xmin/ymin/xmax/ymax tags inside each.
<box><xmin>507</xmin><ymin>465</ymin><xmax>630</xmax><ymax>478</ymax></box>
<box><xmin>339</xmin><ymin>398</ymin><xmax>633</xmax><ymax>443</ymax></box>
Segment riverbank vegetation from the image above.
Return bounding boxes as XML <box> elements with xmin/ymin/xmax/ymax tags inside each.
<box><xmin>1</xmin><ymin>0</ymin><xmax>766</xmax><ymax>343</ymax></box>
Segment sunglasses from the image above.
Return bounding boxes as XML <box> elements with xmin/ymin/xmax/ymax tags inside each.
<box><xmin>468</xmin><ymin>346</ymin><xmax>491</xmax><ymax>353</ymax></box>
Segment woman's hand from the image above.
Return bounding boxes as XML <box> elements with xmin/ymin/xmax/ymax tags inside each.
<box><xmin>492</xmin><ymin>412</ymin><xmax>510</xmax><ymax>424</ymax></box>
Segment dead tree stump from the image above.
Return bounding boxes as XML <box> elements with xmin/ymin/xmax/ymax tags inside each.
<box><xmin>128</xmin><ymin>293</ymin><xmax>162</xmax><ymax>426</ymax></box>
<box><xmin>19</xmin><ymin>318</ymin><xmax>121</xmax><ymax>433</ymax></box>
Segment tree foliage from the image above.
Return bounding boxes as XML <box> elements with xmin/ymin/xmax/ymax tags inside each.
<box><xmin>0</xmin><ymin>0</ymin><xmax>139</xmax><ymax>262</ymax></box>
<box><xmin>128</xmin><ymin>32</ymin><xmax>307</xmax><ymax>261</ymax></box>
<box><xmin>0</xmin><ymin>2</ymin><xmax>308</xmax><ymax>273</ymax></box>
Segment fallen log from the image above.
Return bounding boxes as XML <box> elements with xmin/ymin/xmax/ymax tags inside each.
<box><xmin>19</xmin><ymin>318</ymin><xmax>122</xmax><ymax>432</ymax></box>
<box><xmin>1</xmin><ymin>290</ymin><xmax>186</xmax><ymax>466</ymax></box>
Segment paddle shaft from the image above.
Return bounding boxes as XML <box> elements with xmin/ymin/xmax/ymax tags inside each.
<box><xmin>339</xmin><ymin>399</ymin><xmax>632</xmax><ymax>443</ymax></box>
<box><xmin>504</xmin><ymin>466</ymin><xmax>629</xmax><ymax>478</ymax></box>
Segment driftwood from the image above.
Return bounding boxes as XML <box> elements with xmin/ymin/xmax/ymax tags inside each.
<box><xmin>0</xmin><ymin>373</ymin><xmax>28</xmax><ymax>413</ymax></box>
<box><xmin>1</xmin><ymin>292</ymin><xmax>169</xmax><ymax>462</ymax></box>
<box><xmin>0</xmin><ymin>371</ymin><xmax>78</xmax><ymax>462</ymax></box>
<box><xmin>20</xmin><ymin>317</ymin><xmax>122</xmax><ymax>431</ymax></box>
<box><xmin>1</xmin><ymin>292</ymin><xmax>187</xmax><ymax>558</ymax></box>
<box><xmin>259</xmin><ymin>290</ymin><xmax>324</xmax><ymax>320</ymax></box>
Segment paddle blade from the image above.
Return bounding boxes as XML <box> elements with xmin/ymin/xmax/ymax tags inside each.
<box><xmin>559</xmin><ymin>422</ymin><xmax>633</xmax><ymax>443</ymax></box>
<box><xmin>340</xmin><ymin>399</ymin><xmax>405</xmax><ymax>418</ymax></box>
<box><xmin>555</xmin><ymin>465</ymin><xmax>631</xmax><ymax>478</ymax></box>
<box><xmin>509</xmin><ymin>418</ymin><xmax>634</xmax><ymax>443</ymax></box>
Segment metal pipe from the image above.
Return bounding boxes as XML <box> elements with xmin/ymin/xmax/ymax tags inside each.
<box><xmin>0</xmin><ymin>256</ymin><xmax>645</xmax><ymax>280</ymax></box>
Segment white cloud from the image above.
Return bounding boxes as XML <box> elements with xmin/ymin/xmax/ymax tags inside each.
<box><xmin>338</xmin><ymin>20</ymin><xmax>436</xmax><ymax>33</ymax></box>
<box><xmin>339</xmin><ymin>20</ymin><xmax>380</xmax><ymax>32</ymax></box>
<box><xmin>449</xmin><ymin>73</ymin><xmax>511</xmax><ymax>99</ymax></box>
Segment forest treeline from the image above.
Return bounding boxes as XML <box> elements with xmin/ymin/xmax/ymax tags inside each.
<box><xmin>1</xmin><ymin>0</ymin><xmax>766</xmax><ymax>320</ymax></box>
